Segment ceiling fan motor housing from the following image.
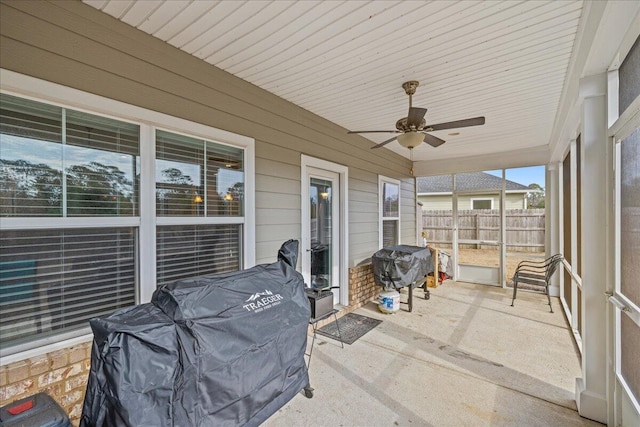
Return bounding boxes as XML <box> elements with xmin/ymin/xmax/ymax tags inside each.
<box><xmin>396</xmin><ymin>117</ymin><xmax>426</xmax><ymax>132</ymax></box>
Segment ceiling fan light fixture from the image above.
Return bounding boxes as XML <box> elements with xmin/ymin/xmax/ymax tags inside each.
<box><xmin>397</xmin><ymin>132</ymin><xmax>424</xmax><ymax>149</ymax></box>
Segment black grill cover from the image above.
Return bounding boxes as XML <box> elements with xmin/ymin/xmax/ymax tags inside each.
<box><xmin>372</xmin><ymin>245</ymin><xmax>433</xmax><ymax>289</ymax></box>
<box><xmin>81</xmin><ymin>240</ymin><xmax>310</xmax><ymax>427</ymax></box>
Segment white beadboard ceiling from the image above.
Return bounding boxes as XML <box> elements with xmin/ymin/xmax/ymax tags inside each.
<box><xmin>83</xmin><ymin>0</ymin><xmax>584</xmax><ymax>162</ymax></box>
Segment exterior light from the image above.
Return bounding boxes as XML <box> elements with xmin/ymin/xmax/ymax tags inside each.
<box><xmin>397</xmin><ymin>132</ymin><xmax>424</xmax><ymax>149</ymax></box>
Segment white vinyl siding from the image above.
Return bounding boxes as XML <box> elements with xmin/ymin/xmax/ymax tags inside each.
<box><xmin>419</xmin><ymin>193</ymin><xmax>527</xmax><ymax>210</ymax></box>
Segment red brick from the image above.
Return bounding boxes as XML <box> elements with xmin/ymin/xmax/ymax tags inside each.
<box><xmin>7</xmin><ymin>361</ymin><xmax>29</xmax><ymax>383</ymax></box>
<box><xmin>41</xmin><ymin>383</ymin><xmax>63</xmax><ymax>400</ymax></box>
<box><xmin>0</xmin><ymin>366</ymin><xmax>7</xmax><ymax>387</ymax></box>
<box><xmin>0</xmin><ymin>379</ymin><xmax>34</xmax><ymax>403</ymax></box>
<box><xmin>68</xmin><ymin>402</ymin><xmax>83</xmax><ymax>422</ymax></box>
<box><xmin>65</xmin><ymin>373</ymin><xmax>89</xmax><ymax>392</ymax></box>
<box><xmin>37</xmin><ymin>363</ymin><xmax>80</xmax><ymax>388</ymax></box>
<box><xmin>49</xmin><ymin>350</ymin><xmax>69</xmax><ymax>370</ymax></box>
<box><xmin>68</xmin><ymin>347</ymin><xmax>86</xmax><ymax>364</ymax></box>
<box><xmin>60</xmin><ymin>389</ymin><xmax>83</xmax><ymax>407</ymax></box>
<box><xmin>29</xmin><ymin>354</ymin><xmax>51</xmax><ymax>376</ymax></box>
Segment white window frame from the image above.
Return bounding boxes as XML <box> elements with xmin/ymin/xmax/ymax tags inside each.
<box><xmin>470</xmin><ymin>197</ymin><xmax>494</xmax><ymax>210</ymax></box>
<box><xmin>379</xmin><ymin>175</ymin><xmax>401</xmax><ymax>248</ymax></box>
<box><xmin>0</xmin><ymin>69</ymin><xmax>255</xmax><ymax>363</ymax></box>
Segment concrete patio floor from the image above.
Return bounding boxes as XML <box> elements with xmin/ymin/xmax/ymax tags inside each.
<box><xmin>263</xmin><ymin>281</ymin><xmax>603</xmax><ymax>427</ymax></box>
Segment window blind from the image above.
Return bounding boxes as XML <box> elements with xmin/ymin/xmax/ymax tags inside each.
<box><xmin>1</xmin><ymin>94</ymin><xmax>63</xmax><ymax>216</ymax></box>
<box><xmin>0</xmin><ymin>228</ymin><xmax>136</xmax><ymax>350</ymax></box>
<box><xmin>382</xmin><ymin>220</ymin><xmax>398</xmax><ymax>247</ymax></box>
<box><xmin>156</xmin><ymin>130</ymin><xmax>244</xmax><ymax>217</ymax></box>
<box><xmin>0</xmin><ymin>93</ymin><xmax>140</xmax><ymax>218</ymax></box>
<box><xmin>65</xmin><ymin>110</ymin><xmax>139</xmax><ymax>216</ymax></box>
<box><xmin>156</xmin><ymin>224</ymin><xmax>242</xmax><ymax>288</ymax></box>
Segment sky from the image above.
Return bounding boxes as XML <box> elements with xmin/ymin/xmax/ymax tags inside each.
<box><xmin>2</xmin><ymin>135</ymin><xmax>243</xmax><ymax>194</ymax></box>
<box><xmin>488</xmin><ymin>166</ymin><xmax>545</xmax><ymax>187</ymax></box>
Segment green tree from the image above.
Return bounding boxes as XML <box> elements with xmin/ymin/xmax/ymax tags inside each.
<box><xmin>527</xmin><ymin>183</ymin><xmax>545</xmax><ymax>209</ymax></box>
<box><xmin>0</xmin><ymin>159</ymin><xmax>62</xmax><ymax>216</ymax></box>
<box><xmin>66</xmin><ymin>161</ymin><xmax>134</xmax><ymax>215</ymax></box>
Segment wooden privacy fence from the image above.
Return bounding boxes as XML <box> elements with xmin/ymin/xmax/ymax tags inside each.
<box><xmin>422</xmin><ymin>209</ymin><xmax>545</xmax><ymax>252</ymax></box>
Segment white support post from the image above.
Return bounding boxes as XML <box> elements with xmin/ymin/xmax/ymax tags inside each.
<box><xmin>575</xmin><ymin>73</ymin><xmax>608</xmax><ymax>424</ymax></box>
<box><xmin>546</xmin><ymin>163</ymin><xmax>561</xmax><ymax>296</ymax></box>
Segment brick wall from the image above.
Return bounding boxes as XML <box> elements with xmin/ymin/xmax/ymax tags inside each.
<box><xmin>348</xmin><ymin>263</ymin><xmax>378</xmax><ymax>309</ymax></box>
<box><xmin>0</xmin><ymin>341</ymin><xmax>92</xmax><ymax>426</ymax></box>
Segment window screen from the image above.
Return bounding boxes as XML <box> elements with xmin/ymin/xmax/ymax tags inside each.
<box><xmin>619</xmin><ymin>35</ymin><xmax>640</xmax><ymax>114</ymax></box>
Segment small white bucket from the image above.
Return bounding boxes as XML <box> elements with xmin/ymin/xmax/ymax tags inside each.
<box><xmin>377</xmin><ymin>290</ymin><xmax>400</xmax><ymax>314</ymax></box>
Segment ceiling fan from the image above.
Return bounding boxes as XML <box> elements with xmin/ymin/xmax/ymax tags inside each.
<box><xmin>348</xmin><ymin>81</ymin><xmax>485</xmax><ymax>150</ymax></box>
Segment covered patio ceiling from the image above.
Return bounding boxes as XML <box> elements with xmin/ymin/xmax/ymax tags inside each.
<box><xmin>84</xmin><ymin>0</ymin><xmax>586</xmax><ymax>165</ymax></box>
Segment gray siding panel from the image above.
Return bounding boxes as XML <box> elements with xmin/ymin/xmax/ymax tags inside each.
<box><xmin>0</xmin><ymin>0</ymin><xmax>414</xmax><ymax>267</ymax></box>
<box><xmin>255</xmin><ymin>174</ymin><xmax>300</xmax><ymax>195</ymax></box>
<box><xmin>256</xmin><ymin>209</ymin><xmax>300</xmax><ymax>226</ymax></box>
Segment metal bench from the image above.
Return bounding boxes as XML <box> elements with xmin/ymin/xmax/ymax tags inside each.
<box><xmin>511</xmin><ymin>254</ymin><xmax>563</xmax><ymax>313</ymax></box>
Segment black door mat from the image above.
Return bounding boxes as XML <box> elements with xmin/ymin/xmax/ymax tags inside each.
<box><xmin>315</xmin><ymin>313</ymin><xmax>382</xmax><ymax>345</ymax></box>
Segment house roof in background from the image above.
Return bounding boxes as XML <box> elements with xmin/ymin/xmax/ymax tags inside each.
<box><xmin>417</xmin><ymin>172</ymin><xmax>530</xmax><ymax>193</ymax></box>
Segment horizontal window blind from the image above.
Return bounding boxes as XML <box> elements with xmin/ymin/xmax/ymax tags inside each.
<box><xmin>65</xmin><ymin>110</ymin><xmax>139</xmax><ymax>216</ymax></box>
<box><xmin>1</xmin><ymin>90</ymin><xmax>249</xmax><ymax>356</ymax></box>
<box><xmin>1</xmin><ymin>94</ymin><xmax>63</xmax><ymax>216</ymax></box>
<box><xmin>0</xmin><ymin>228</ymin><xmax>136</xmax><ymax>350</ymax></box>
<box><xmin>157</xmin><ymin>224</ymin><xmax>241</xmax><ymax>288</ymax></box>
<box><xmin>0</xmin><ymin>93</ymin><xmax>140</xmax><ymax>217</ymax></box>
<box><xmin>156</xmin><ymin>130</ymin><xmax>244</xmax><ymax>217</ymax></box>
<box><xmin>382</xmin><ymin>220</ymin><xmax>398</xmax><ymax>247</ymax></box>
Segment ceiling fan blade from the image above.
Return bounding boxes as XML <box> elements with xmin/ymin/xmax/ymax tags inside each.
<box><xmin>407</xmin><ymin>107</ymin><xmax>427</xmax><ymax>128</ymax></box>
<box><xmin>425</xmin><ymin>116</ymin><xmax>485</xmax><ymax>131</ymax></box>
<box><xmin>423</xmin><ymin>133</ymin><xmax>446</xmax><ymax>147</ymax></box>
<box><xmin>371</xmin><ymin>135</ymin><xmax>399</xmax><ymax>149</ymax></box>
<box><xmin>348</xmin><ymin>130</ymin><xmax>400</xmax><ymax>134</ymax></box>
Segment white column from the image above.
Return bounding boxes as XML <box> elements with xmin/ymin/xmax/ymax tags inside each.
<box><xmin>575</xmin><ymin>73</ymin><xmax>608</xmax><ymax>424</ymax></box>
<box><xmin>138</xmin><ymin>125</ymin><xmax>157</xmax><ymax>304</ymax></box>
<box><xmin>546</xmin><ymin>163</ymin><xmax>561</xmax><ymax>296</ymax></box>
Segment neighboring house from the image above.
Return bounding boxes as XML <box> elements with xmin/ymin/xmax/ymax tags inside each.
<box><xmin>417</xmin><ymin>172</ymin><xmax>533</xmax><ymax>210</ymax></box>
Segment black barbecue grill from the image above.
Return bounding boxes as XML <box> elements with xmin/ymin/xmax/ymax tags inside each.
<box><xmin>81</xmin><ymin>240</ymin><xmax>312</xmax><ymax>427</ymax></box>
<box><xmin>372</xmin><ymin>245</ymin><xmax>434</xmax><ymax>311</ymax></box>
